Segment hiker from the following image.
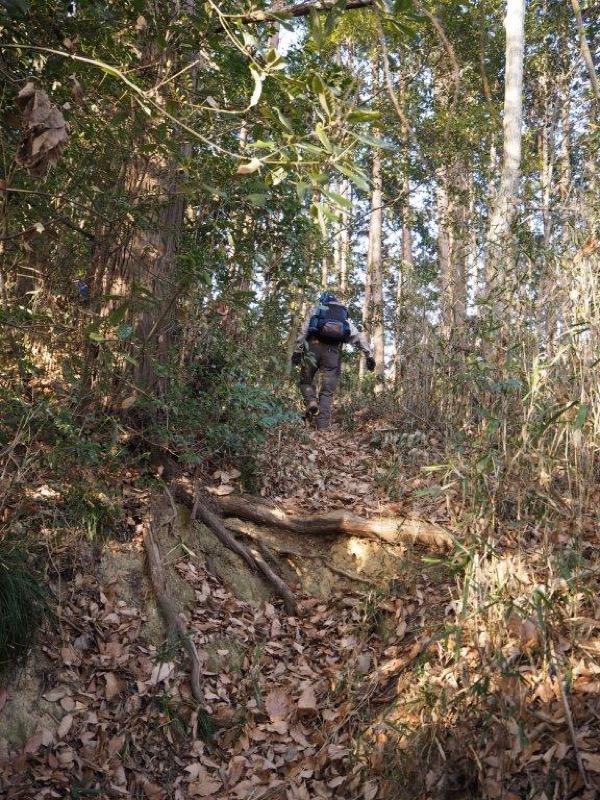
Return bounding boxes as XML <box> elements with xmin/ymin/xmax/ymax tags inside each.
<box><xmin>291</xmin><ymin>292</ymin><xmax>376</xmax><ymax>430</ymax></box>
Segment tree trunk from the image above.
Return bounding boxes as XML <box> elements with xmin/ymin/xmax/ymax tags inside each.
<box><xmin>334</xmin><ymin>179</ymin><xmax>351</xmax><ymax>295</ymax></box>
<box><xmin>569</xmin><ymin>0</ymin><xmax>600</xmax><ymax>110</ymax></box>
<box><xmin>367</xmin><ymin>96</ymin><xmax>385</xmax><ymax>379</ymax></box>
<box><xmin>485</xmin><ymin>0</ymin><xmax>526</xmax><ymax>304</ymax></box>
<box><xmin>393</xmin><ymin>165</ymin><xmax>414</xmax><ymax>388</ymax></box>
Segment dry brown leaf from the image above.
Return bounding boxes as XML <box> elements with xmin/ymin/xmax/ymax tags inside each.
<box><xmin>43</xmin><ymin>687</ymin><xmax>67</xmax><ymax>702</ymax></box>
<box><xmin>363</xmin><ymin>781</ymin><xmax>378</xmax><ymax>800</ymax></box>
<box><xmin>23</xmin><ymin>727</ymin><xmax>54</xmax><ymax>754</ymax></box>
<box><xmin>104</xmin><ymin>672</ymin><xmax>124</xmax><ymax>700</ymax></box>
<box><xmin>137</xmin><ymin>775</ymin><xmax>165</xmax><ymax>799</ymax></box>
<box><xmin>207</xmin><ymin>484</ymin><xmax>236</xmax><ymax>496</ymax></box>
<box><xmin>60</xmin><ymin>695</ymin><xmax>76</xmax><ymax>711</ymax></box>
<box><xmin>226</xmin><ymin>755</ymin><xmax>247</xmax><ymax>785</ymax></box>
<box><xmin>57</xmin><ymin>714</ymin><xmax>73</xmax><ymax>739</ymax></box>
<box><xmin>582</xmin><ymin>752</ymin><xmax>600</xmax><ymax>772</ymax></box>
<box><xmin>189</xmin><ymin>778</ymin><xmax>223</xmax><ymax>797</ymax></box>
<box><xmin>149</xmin><ymin>661</ymin><xmax>175</xmax><ymax>685</ymax></box>
<box><xmin>265</xmin><ymin>689</ymin><xmax>292</xmax><ymax>723</ymax></box>
<box><xmin>297</xmin><ymin>685</ymin><xmax>318</xmax><ymax>718</ymax></box>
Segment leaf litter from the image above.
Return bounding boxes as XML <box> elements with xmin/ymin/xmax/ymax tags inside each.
<box><xmin>3</xmin><ymin>418</ymin><xmax>600</xmax><ymax>799</ymax></box>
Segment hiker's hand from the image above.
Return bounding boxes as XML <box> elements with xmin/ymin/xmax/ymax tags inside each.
<box><xmin>291</xmin><ymin>351</ymin><xmax>302</xmax><ymax>366</ymax></box>
<box><xmin>366</xmin><ymin>356</ymin><xmax>376</xmax><ymax>372</ymax></box>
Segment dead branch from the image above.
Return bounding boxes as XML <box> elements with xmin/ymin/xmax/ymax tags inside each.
<box><xmin>189</xmin><ymin>490</ymin><xmax>299</xmax><ymax>616</ymax></box>
<box><xmin>241</xmin><ymin>0</ymin><xmax>375</xmax><ymax>23</ymax></box>
<box><xmin>215</xmin><ymin>496</ymin><xmax>453</xmax><ymax>549</ymax></box>
<box><xmin>143</xmin><ymin>517</ymin><xmax>205</xmax><ymax>705</ymax></box>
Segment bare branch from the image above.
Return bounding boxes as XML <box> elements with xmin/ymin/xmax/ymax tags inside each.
<box><xmin>241</xmin><ymin>0</ymin><xmax>375</xmax><ymax>23</ymax></box>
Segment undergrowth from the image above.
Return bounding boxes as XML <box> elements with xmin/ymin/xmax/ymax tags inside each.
<box><xmin>0</xmin><ymin>537</ymin><xmax>48</xmax><ymax>670</ymax></box>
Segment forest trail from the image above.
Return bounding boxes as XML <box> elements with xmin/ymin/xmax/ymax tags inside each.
<box><xmin>3</xmin><ymin>416</ymin><xmax>600</xmax><ymax>799</ymax></box>
<box><xmin>0</xmin><ymin>416</ymin><xmax>461</xmax><ymax>799</ymax></box>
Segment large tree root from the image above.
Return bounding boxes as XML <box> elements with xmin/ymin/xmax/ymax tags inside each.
<box><xmin>188</xmin><ymin>489</ymin><xmax>299</xmax><ymax>616</ymax></box>
<box><xmin>143</xmin><ymin>505</ymin><xmax>205</xmax><ymax>705</ymax></box>
<box><xmin>225</xmin><ymin>518</ymin><xmax>378</xmax><ymax>587</ymax></box>
<box><xmin>215</xmin><ymin>496</ymin><xmax>454</xmax><ymax>549</ymax></box>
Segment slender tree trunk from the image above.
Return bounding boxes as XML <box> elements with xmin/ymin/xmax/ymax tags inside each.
<box><xmin>569</xmin><ymin>0</ymin><xmax>600</xmax><ymax>110</ymax></box>
<box><xmin>437</xmin><ymin>160</ymin><xmax>469</xmax><ymax>342</ymax></box>
<box><xmin>337</xmin><ymin>180</ymin><xmax>351</xmax><ymax>295</ymax></box>
<box><xmin>485</xmin><ymin>0</ymin><xmax>526</xmax><ymax>304</ymax></box>
<box><xmin>393</xmin><ymin>166</ymin><xmax>413</xmax><ymax>387</ymax></box>
<box><xmin>367</xmin><ymin>145</ymin><xmax>385</xmax><ymax>378</ymax></box>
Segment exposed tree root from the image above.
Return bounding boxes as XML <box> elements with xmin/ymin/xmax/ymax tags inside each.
<box><xmin>187</xmin><ymin>488</ymin><xmax>299</xmax><ymax>616</ymax></box>
<box><xmin>215</xmin><ymin>496</ymin><xmax>454</xmax><ymax>549</ymax></box>
<box><xmin>143</xmin><ymin>503</ymin><xmax>205</xmax><ymax>705</ymax></box>
<box><xmin>226</xmin><ymin>518</ymin><xmax>378</xmax><ymax>587</ymax></box>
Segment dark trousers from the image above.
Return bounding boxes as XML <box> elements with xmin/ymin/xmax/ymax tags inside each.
<box><xmin>299</xmin><ymin>339</ymin><xmax>342</xmax><ymax>429</ymax></box>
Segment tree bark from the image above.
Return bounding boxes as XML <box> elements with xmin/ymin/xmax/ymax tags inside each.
<box><xmin>485</xmin><ymin>0</ymin><xmax>526</xmax><ymax>302</ymax></box>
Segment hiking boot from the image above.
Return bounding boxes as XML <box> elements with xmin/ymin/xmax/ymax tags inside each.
<box><xmin>306</xmin><ymin>399</ymin><xmax>319</xmax><ymax>417</ymax></box>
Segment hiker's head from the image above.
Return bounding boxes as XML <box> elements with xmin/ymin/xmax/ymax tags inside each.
<box><xmin>320</xmin><ymin>290</ymin><xmax>339</xmax><ymax>304</ymax></box>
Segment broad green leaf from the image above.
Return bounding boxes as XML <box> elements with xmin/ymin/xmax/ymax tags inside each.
<box><xmin>96</xmin><ymin>62</ymin><xmax>123</xmax><ymax>80</ymax></box>
<box><xmin>324</xmin><ymin>0</ymin><xmax>348</xmax><ymax>36</ymax></box>
<box><xmin>313</xmin><ymin>202</ymin><xmax>340</xmax><ymax>223</ymax></box>
<box><xmin>317</xmin><ymin>90</ymin><xmax>331</xmax><ymax>118</ymax></box>
<box><xmin>274</xmin><ymin>107</ymin><xmax>294</xmax><ymax>133</ymax></box>
<box><xmin>268</xmin><ymin>11</ymin><xmax>296</xmax><ymax>28</ymax></box>
<box><xmin>310</xmin><ymin>172</ymin><xmax>330</xmax><ymax>186</ymax></box>
<box><xmin>264</xmin><ymin>48</ymin><xmax>286</xmax><ymax>70</ymax></box>
<box><xmin>297</xmin><ymin>142</ymin><xmax>326</xmax><ymax>156</ymax></box>
<box><xmin>354</xmin><ymin>132</ymin><xmax>394</xmax><ymax>149</ymax></box>
<box><xmin>315</xmin><ymin>123</ymin><xmax>333</xmax><ymax>153</ymax></box>
<box><xmin>121</xmin><ymin>353</ymin><xmax>139</xmax><ymax>366</ymax></box>
<box><xmin>246</xmin><ymin>194</ymin><xmax>268</xmax><ymax>207</ymax></box>
<box><xmin>311</xmin><ymin>74</ymin><xmax>326</xmax><ymax>96</ymax></box>
<box><xmin>347</xmin><ymin>109</ymin><xmax>382</xmax><ymax>123</ymax></box>
<box><xmin>106</xmin><ymin>303</ymin><xmax>129</xmax><ymax>326</ymax></box>
<box><xmin>334</xmin><ymin>163</ymin><xmax>370</xmax><ymax>191</ymax></box>
<box><xmin>296</xmin><ymin>181</ymin><xmax>310</xmax><ymax>200</ymax></box>
<box><xmin>309</xmin><ymin>8</ymin><xmax>324</xmax><ymax>48</ymax></box>
<box><xmin>572</xmin><ymin>403</ymin><xmax>589</xmax><ymax>431</ymax></box>
<box><xmin>534</xmin><ymin>401</ymin><xmax>578</xmax><ymax>443</ymax></box>
<box><xmin>322</xmin><ymin>188</ymin><xmax>352</xmax><ymax>210</ymax></box>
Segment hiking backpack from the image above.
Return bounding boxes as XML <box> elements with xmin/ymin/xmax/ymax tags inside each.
<box><xmin>308</xmin><ymin>296</ymin><xmax>352</xmax><ymax>344</ymax></box>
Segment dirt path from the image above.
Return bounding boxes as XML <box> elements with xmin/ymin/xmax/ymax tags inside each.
<box><xmin>0</xmin><ymin>420</ymin><xmax>457</xmax><ymax>800</ymax></box>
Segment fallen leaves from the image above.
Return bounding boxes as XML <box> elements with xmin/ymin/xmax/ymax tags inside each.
<box><xmin>5</xmin><ymin>416</ymin><xmax>600</xmax><ymax>800</ymax></box>
<box><xmin>206</xmin><ymin>467</ymin><xmax>242</xmax><ymax>496</ymax></box>
<box><xmin>1</xmin><ymin>555</ymin><xmax>414</xmax><ymax>799</ymax></box>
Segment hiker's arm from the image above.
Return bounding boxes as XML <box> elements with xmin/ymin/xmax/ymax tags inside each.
<box><xmin>294</xmin><ymin>309</ymin><xmax>313</xmax><ymax>352</ymax></box>
<box><xmin>348</xmin><ymin>320</ymin><xmax>373</xmax><ymax>357</ymax></box>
